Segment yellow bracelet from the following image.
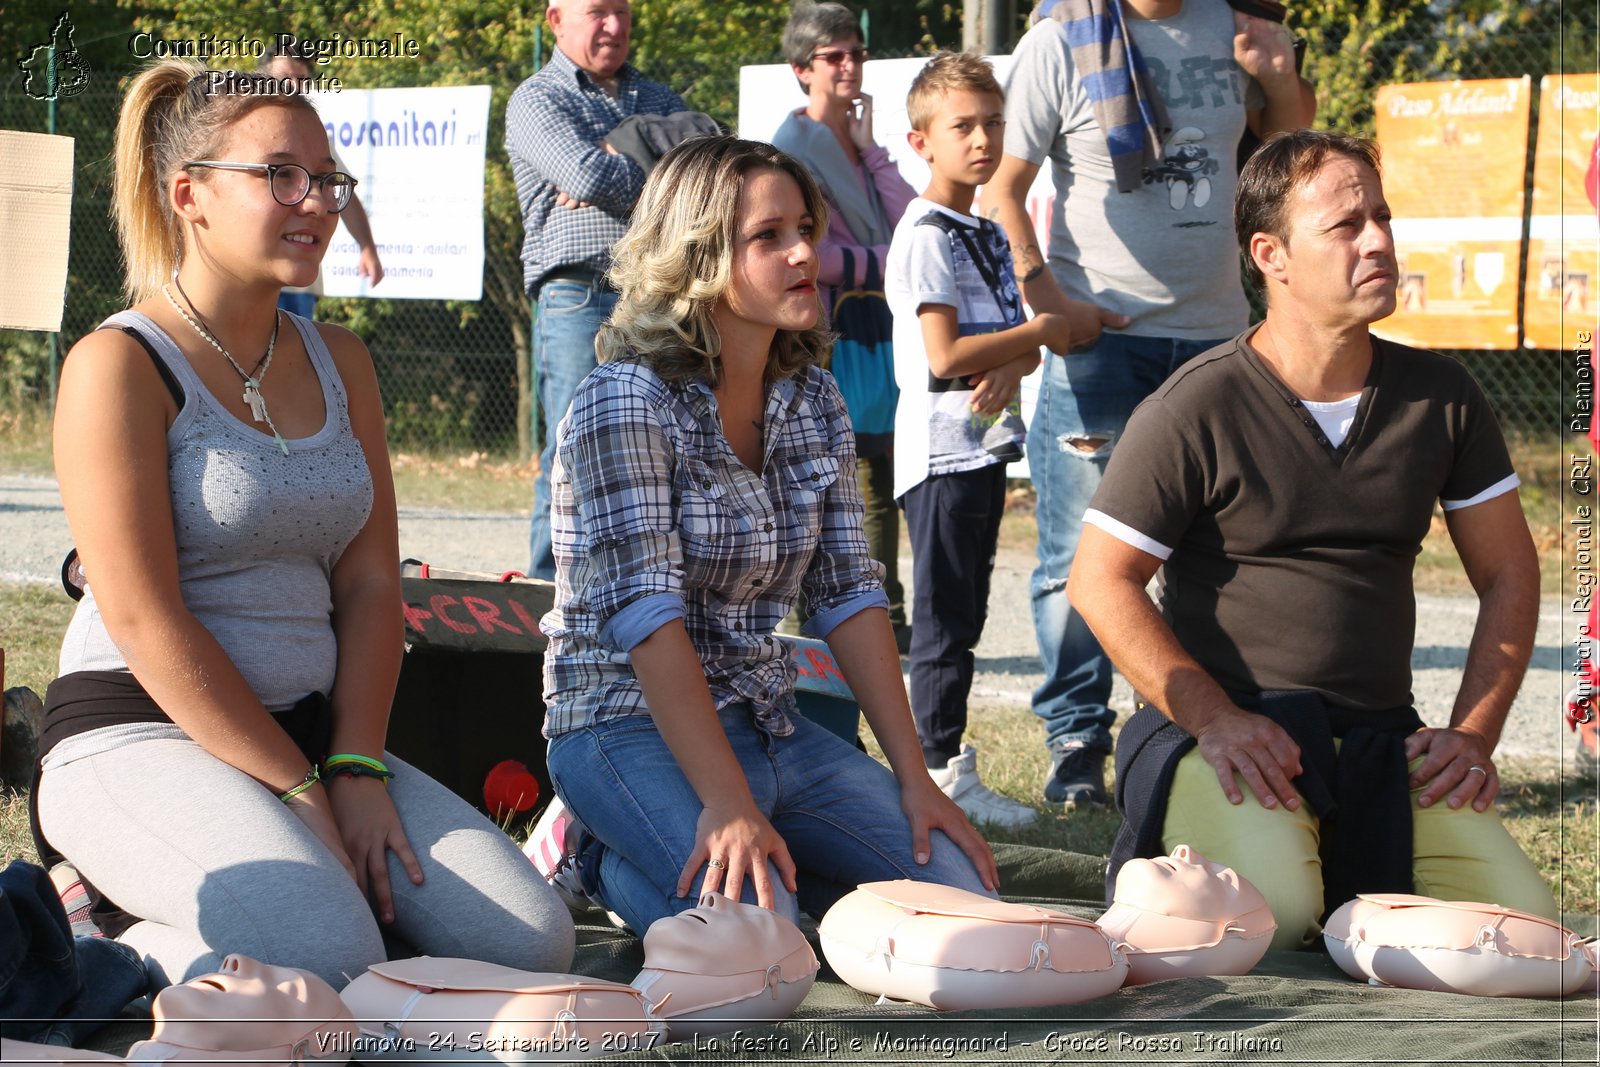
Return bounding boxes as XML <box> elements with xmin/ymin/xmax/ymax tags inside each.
<box><xmin>279</xmin><ymin>765</ymin><xmax>321</xmax><ymax>803</ymax></box>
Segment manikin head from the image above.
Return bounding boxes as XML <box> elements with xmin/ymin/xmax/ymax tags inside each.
<box><xmin>633</xmin><ymin>892</ymin><xmax>818</xmax><ymax>1037</ymax></box>
<box><xmin>1097</xmin><ymin>845</ymin><xmax>1275</xmax><ymax>984</ymax></box>
<box><xmin>1111</xmin><ymin>844</ymin><xmax>1271</xmax><ymax>923</ymax></box>
<box><xmin>129</xmin><ymin>955</ymin><xmax>356</xmax><ymax>1063</ymax></box>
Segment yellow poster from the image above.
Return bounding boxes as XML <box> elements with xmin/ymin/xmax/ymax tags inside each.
<box><xmin>1373</xmin><ymin>78</ymin><xmax>1531</xmax><ymax>350</ymax></box>
<box><xmin>1524</xmin><ymin>73</ymin><xmax>1599</xmax><ymax>350</ymax></box>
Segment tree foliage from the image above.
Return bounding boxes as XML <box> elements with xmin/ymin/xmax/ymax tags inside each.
<box><xmin>1</xmin><ymin>0</ymin><xmax>1590</xmax><ymax>443</ymax></box>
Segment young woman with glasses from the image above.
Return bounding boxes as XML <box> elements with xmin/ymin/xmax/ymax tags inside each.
<box><xmin>33</xmin><ymin>59</ymin><xmax>575</xmax><ymax>992</ymax></box>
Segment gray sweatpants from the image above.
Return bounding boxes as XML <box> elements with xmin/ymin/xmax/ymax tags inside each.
<box><xmin>38</xmin><ymin>725</ymin><xmax>575</xmax><ymax>990</ymax></box>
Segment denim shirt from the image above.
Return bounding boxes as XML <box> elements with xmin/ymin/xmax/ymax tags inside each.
<box><xmin>541</xmin><ymin>359</ymin><xmax>887</xmax><ymax>738</ymax></box>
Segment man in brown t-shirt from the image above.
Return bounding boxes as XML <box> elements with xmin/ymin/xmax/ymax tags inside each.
<box><xmin>1068</xmin><ymin>129</ymin><xmax>1557</xmax><ymax>949</ymax></box>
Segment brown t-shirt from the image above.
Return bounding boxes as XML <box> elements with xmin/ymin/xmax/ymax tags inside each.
<box><xmin>1086</xmin><ymin>330</ymin><xmax>1516</xmax><ymax>710</ymax></box>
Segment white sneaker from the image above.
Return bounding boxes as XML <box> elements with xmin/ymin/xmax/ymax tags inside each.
<box><xmin>929</xmin><ymin>744</ymin><xmax>1038</xmax><ymax>829</ymax></box>
<box><xmin>523</xmin><ymin>796</ymin><xmax>595</xmax><ymax>916</ymax></box>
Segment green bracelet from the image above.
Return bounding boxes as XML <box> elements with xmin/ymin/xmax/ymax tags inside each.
<box><xmin>324</xmin><ymin>753</ymin><xmax>390</xmax><ymax>774</ymax></box>
<box><xmin>279</xmin><ymin>765</ymin><xmax>321</xmax><ymax>803</ymax></box>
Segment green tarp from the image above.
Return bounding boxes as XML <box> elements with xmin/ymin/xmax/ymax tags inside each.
<box><xmin>81</xmin><ymin>845</ymin><xmax>1596</xmax><ymax>1065</ymax></box>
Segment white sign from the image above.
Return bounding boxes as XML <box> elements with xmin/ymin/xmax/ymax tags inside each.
<box><xmin>307</xmin><ymin>84</ymin><xmax>492</xmax><ymax>300</ymax></box>
<box><xmin>738</xmin><ymin>57</ymin><xmax>1056</xmax><ymax>478</ymax></box>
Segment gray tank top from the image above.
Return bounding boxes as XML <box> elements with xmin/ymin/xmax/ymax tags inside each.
<box><xmin>58</xmin><ymin>311</ymin><xmax>375</xmax><ymax>710</ymax></box>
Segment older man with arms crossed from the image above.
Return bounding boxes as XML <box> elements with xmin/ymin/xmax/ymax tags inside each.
<box><xmin>1069</xmin><ymin>129</ymin><xmax>1559</xmax><ymax>950</ymax></box>
<box><xmin>507</xmin><ymin>0</ymin><xmax>688</xmax><ymax>579</ymax></box>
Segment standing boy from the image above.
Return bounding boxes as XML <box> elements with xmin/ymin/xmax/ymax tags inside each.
<box><xmin>887</xmin><ymin>52</ymin><xmax>1075</xmax><ymax>828</ymax></box>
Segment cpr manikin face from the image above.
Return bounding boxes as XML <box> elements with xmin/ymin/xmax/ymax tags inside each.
<box><xmin>128</xmin><ymin>955</ymin><xmax>357</xmax><ymax>1064</ymax></box>
<box><xmin>1096</xmin><ymin>844</ymin><xmax>1276</xmax><ymax>985</ymax></box>
<box><xmin>1324</xmin><ymin>893</ymin><xmax>1598</xmax><ymax>998</ymax></box>
<box><xmin>632</xmin><ymin>892</ymin><xmax>819</xmax><ymax>1038</ymax></box>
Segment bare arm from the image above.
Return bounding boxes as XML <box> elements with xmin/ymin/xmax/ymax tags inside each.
<box><xmin>918</xmin><ymin>303</ymin><xmax>1068</xmax><ymax>379</ymax></box>
<box><xmin>319</xmin><ymin>324</ymin><xmax>420</xmax><ymax>918</ymax></box>
<box><xmin>1235</xmin><ymin>13</ymin><xmax>1316</xmax><ymax>138</ymax></box>
<box><xmin>984</xmin><ymin>155</ymin><xmax>1132</xmax><ymax>348</ymax></box>
<box><xmin>824</xmin><ymin>608</ymin><xmax>998</xmax><ymax>889</ymax></box>
<box><xmin>337</xmin><ymin>196</ymin><xmax>384</xmax><ymax>286</ymax></box>
<box><xmin>631</xmin><ymin>621</ymin><xmax>798</xmax><ymax>907</ymax></box>
<box><xmin>54</xmin><ymin>327</ymin><xmax>357</xmax><ymax>876</ymax></box>
<box><xmin>984</xmin><ymin>154</ymin><xmax>1064</xmax><ymax>312</ymax></box>
<box><xmin>1067</xmin><ymin>525</ymin><xmax>1303</xmax><ymax>809</ymax></box>
<box><xmin>1404</xmin><ymin>491</ymin><xmax>1538</xmax><ymax>811</ymax></box>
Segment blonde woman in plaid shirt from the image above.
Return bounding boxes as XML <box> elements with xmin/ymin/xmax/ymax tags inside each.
<box><xmin>536</xmin><ymin>136</ymin><xmax>998</xmax><ymax>933</ymax></box>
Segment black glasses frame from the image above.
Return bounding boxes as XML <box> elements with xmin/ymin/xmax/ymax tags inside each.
<box><xmin>183</xmin><ymin>160</ymin><xmax>358</xmax><ymax>212</ymax></box>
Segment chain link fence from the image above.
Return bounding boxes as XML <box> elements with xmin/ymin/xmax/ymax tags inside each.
<box><xmin>0</xmin><ymin>17</ymin><xmax>1585</xmax><ymax>454</ymax></box>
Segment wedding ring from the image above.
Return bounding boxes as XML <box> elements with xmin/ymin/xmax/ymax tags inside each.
<box><xmin>707</xmin><ymin>858</ymin><xmax>727</xmax><ymax>870</ymax></box>
<box><xmin>1467</xmin><ymin>765</ymin><xmax>1488</xmax><ymax>777</ymax></box>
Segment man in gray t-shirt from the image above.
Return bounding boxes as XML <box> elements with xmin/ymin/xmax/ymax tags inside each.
<box><xmin>986</xmin><ymin>0</ymin><xmax>1314</xmax><ymax>810</ymax></box>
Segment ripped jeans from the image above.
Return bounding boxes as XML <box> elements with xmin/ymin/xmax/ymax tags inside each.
<box><xmin>1029</xmin><ymin>332</ymin><xmax>1224</xmax><ymax>753</ymax></box>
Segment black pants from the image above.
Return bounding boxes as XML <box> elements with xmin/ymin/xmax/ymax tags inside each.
<box><xmin>899</xmin><ymin>463</ymin><xmax>1007</xmax><ymax>766</ymax></box>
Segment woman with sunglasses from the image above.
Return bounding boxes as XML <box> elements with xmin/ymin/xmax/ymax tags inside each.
<box><xmin>33</xmin><ymin>59</ymin><xmax>575</xmax><ymax>991</ymax></box>
<box><xmin>772</xmin><ymin>2</ymin><xmax>915</xmax><ymax>654</ymax></box>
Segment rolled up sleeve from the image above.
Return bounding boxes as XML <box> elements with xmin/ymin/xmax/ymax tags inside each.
<box><xmin>559</xmin><ymin>369</ymin><xmax>688</xmax><ymax>650</ymax></box>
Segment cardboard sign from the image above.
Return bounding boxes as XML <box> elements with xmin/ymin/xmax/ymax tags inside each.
<box><xmin>1523</xmin><ymin>73</ymin><xmax>1600</xmax><ymax>350</ymax></box>
<box><xmin>0</xmin><ymin>130</ymin><xmax>74</xmax><ymax>332</ymax></box>
<box><xmin>1373</xmin><ymin>79</ymin><xmax>1532</xmax><ymax>350</ymax></box>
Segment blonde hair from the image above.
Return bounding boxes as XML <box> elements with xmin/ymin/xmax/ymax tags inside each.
<box><xmin>906</xmin><ymin>50</ymin><xmax>1004</xmax><ymax>132</ymax></box>
<box><xmin>113</xmin><ymin>59</ymin><xmax>319</xmax><ymax>302</ymax></box>
<box><xmin>598</xmin><ymin>136</ymin><xmax>833</xmax><ymax>387</ymax></box>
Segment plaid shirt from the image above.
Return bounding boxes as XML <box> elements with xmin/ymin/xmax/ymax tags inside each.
<box><xmin>541</xmin><ymin>360</ymin><xmax>887</xmax><ymax>738</ymax></box>
<box><xmin>505</xmin><ymin>48</ymin><xmax>687</xmax><ymax>293</ymax></box>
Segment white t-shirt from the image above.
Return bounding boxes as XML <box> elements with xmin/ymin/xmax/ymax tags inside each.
<box><xmin>886</xmin><ymin>198</ymin><xmax>1028</xmax><ymax>500</ymax></box>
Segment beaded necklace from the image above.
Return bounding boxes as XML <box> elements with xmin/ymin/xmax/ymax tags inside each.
<box><xmin>162</xmin><ymin>280</ymin><xmax>289</xmax><ymax>455</ymax></box>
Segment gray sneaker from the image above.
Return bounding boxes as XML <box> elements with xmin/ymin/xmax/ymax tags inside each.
<box><xmin>930</xmin><ymin>744</ymin><xmax>1038</xmax><ymax>829</ymax></box>
<box><xmin>1045</xmin><ymin>740</ymin><xmax>1109</xmax><ymax>811</ymax></box>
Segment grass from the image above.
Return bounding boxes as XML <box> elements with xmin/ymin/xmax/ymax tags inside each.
<box><xmin>1</xmin><ymin>419</ymin><xmax>1589</xmax><ymax>929</ymax></box>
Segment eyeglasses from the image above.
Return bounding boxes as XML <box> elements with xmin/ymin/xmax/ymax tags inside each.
<box><xmin>183</xmin><ymin>161</ymin><xmax>358</xmax><ymax>213</ymax></box>
<box><xmin>809</xmin><ymin>47</ymin><xmax>868</xmax><ymax>67</ymax></box>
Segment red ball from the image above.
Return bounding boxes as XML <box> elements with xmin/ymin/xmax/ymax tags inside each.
<box><xmin>483</xmin><ymin>759</ymin><xmax>540</xmax><ymax>819</ymax></box>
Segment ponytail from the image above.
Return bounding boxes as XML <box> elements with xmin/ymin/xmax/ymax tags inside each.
<box><xmin>112</xmin><ymin>59</ymin><xmax>318</xmax><ymax>302</ymax></box>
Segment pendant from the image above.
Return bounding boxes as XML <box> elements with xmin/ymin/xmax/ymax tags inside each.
<box><xmin>243</xmin><ymin>380</ymin><xmax>267</xmax><ymax>423</ymax></box>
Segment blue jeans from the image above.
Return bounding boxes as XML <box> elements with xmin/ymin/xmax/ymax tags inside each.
<box><xmin>0</xmin><ymin>861</ymin><xmax>146</xmax><ymax>1045</ymax></box>
<box><xmin>546</xmin><ymin>706</ymin><xmax>991</xmax><ymax>932</ymax></box>
<box><xmin>1030</xmin><ymin>333</ymin><xmax>1224</xmax><ymax>753</ymax></box>
<box><xmin>529</xmin><ymin>279</ymin><xmax>617</xmax><ymax>580</ymax></box>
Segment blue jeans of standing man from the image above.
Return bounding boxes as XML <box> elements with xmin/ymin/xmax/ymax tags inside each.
<box><xmin>546</xmin><ymin>705</ymin><xmax>992</xmax><ymax>933</ymax></box>
<box><xmin>529</xmin><ymin>277</ymin><xmax>618</xmax><ymax>580</ymax></box>
<box><xmin>1030</xmin><ymin>332</ymin><xmax>1224</xmax><ymax>754</ymax></box>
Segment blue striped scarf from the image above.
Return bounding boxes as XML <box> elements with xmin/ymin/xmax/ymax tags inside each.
<box><xmin>1031</xmin><ymin>0</ymin><xmax>1172</xmax><ymax>193</ymax></box>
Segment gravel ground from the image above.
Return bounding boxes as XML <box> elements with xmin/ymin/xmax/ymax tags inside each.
<box><xmin>0</xmin><ymin>472</ymin><xmax>1573</xmax><ymax>770</ymax></box>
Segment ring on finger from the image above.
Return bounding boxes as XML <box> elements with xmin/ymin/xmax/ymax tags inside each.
<box><xmin>707</xmin><ymin>858</ymin><xmax>727</xmax><ymax>870</ymax></box>
<box><xmin>1466</xmin><ymin>765</ymin><xmax>1488</xmax><ymax>777</ymax></box>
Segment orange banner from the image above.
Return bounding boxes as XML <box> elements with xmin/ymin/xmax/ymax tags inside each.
<box><xmin>1372</xmin><ymin>78</ymin><xmax>1531</xmax><ymax>350</ymax></box>
<box><xmin>1524</xmin><ymin>73</ymin><xmax>1600</xmax><ymax>350</ymax></box>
